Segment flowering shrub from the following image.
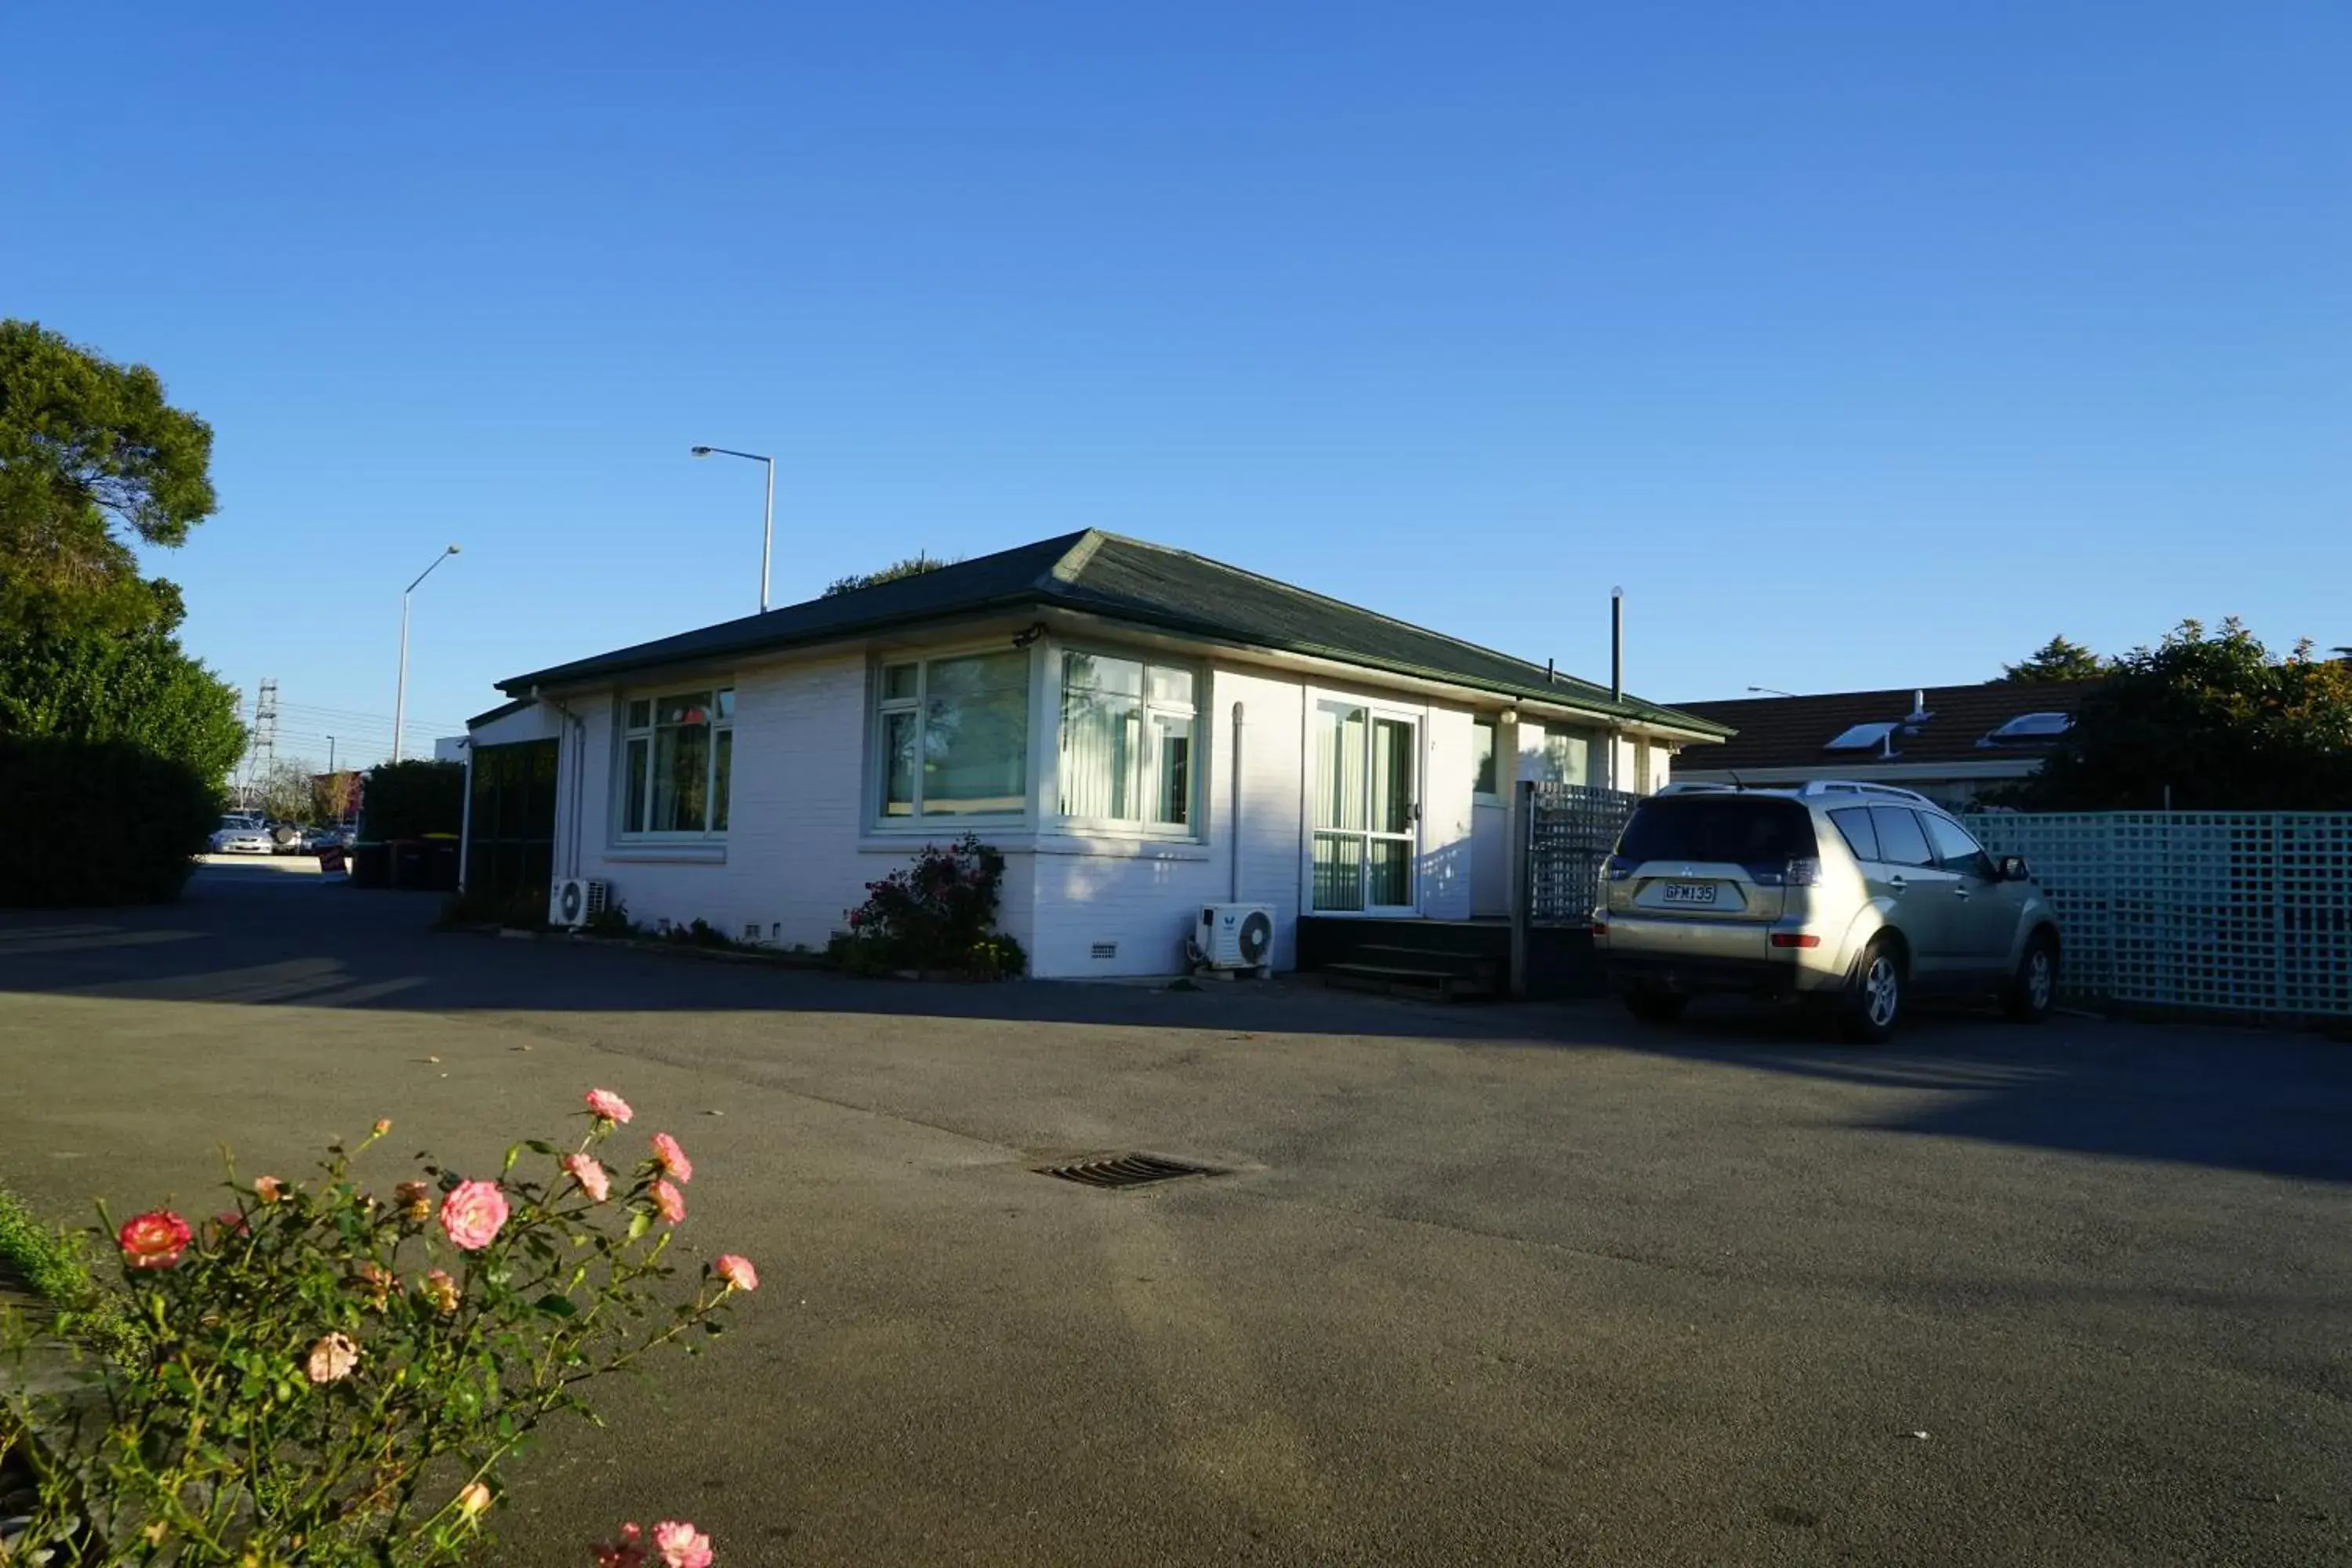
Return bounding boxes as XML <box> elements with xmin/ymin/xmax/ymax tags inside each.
<box><xmin>0</xmin><ymin>1091</ymin><xmax>750</xmax><ymax>1566</ymax></box>
<box><xmin>832</xmin><ymin>833</ymin><xmax>1025</xmax><ymax>978</ymax></box>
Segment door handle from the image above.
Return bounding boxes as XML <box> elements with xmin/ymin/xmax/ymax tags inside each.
<box><xmin>1954</xmin><ymin>884</ymin><xmax>1971</xmax><ymax>900</ymax></box>
<box><xmin>1887</xmin><ymin>875</ymin><xmax>1908</xmax><ymax>893</ymax></box>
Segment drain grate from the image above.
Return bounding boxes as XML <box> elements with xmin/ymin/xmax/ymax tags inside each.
<box><xmin>1039</xmin><ymin>1153</ymin><xmax>1218</xmax><ymax>1189</ymax></box>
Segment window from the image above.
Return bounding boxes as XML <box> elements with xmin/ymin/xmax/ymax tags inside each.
<box><xmin>1537</xmin><ymin>728</ymin><xmax>1595</xmax><ymax>786</ymax></box>
<box><xmin>619</xmin><ymin>688</ymin><xmax>733</xmax><ymax>837</ymax></box>
<box><xmin>1922</xmin><ymin>812</ymin><xmax>1995</xmax><ymax>879</ymax></box>
<box><xmin>1311</xmin><ymin>701</ymin><xmax>1417</xmax><ymax>909</ymax></box>
<box><xmin>1617</xmin><ymin>796</ymin><xmax>1817</xmax><ymax>866</ymax></box>
<box><xmin>874</xmin><ymin>650</ymin><xmax>1030</xmax><ymax>821</ymax></box>
<box><xmin>1058</xmin><ymin>652</ymin><xmax>1196</xmax><ymax>829</ymax></box>
<box><xmin>1867</xmin><ymin>806</ymin><xmax>1934</xmax><ymax>867</ymax></box>
<box><xmin>1634</xmin><ymin>739</ymin><xmax>1653</xmax><ymax>795</ymax></box>
<box><xmin>1472</xmin><ymin>717</ymin><xmax>1500</xmax><ymax>797</ymax></box>
<box><xmin>1828</xmin><ymin>806</ymin><xmax>1880</xmax><ymax>862</ymax></box>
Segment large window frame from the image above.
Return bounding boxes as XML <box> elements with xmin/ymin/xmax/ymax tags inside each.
<box><xmin>869</xmin><ymin>644</ymin><xmax>1036</xmax><ymax>829</ymax></box>
<box><xmin>1054</xmin><ymin>647</ymin><xmax>1202</xmax><ymax>839</ymax></box>
<box><xmin>615</xmin><ymin>685</ymin><xmax>735</xmax><ymax>843</ymax></box>
<box><xmin>1302</xmin><ymin>688</ymin><xmax>1424</xmax><ymax>916</ymax></box>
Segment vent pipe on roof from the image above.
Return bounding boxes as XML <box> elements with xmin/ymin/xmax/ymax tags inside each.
<box><xmin>1909</xmin><ymin>688</ymin><xmax>1928</xmax><ymax>720</ymax></box>
<box><xmin>1611</xmin><ymin>588</ymin><xmax>1624</xmax><ymax>706</ymax></box>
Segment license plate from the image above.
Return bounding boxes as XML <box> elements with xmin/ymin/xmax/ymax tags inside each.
<box><xmin>1661</xmin><ymin>882</ymin><xmax>1719</xmax><ymax>906</ymax></box>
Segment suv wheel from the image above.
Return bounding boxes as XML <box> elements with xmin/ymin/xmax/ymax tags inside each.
<box><xmin>1843</xmin><ymin>938</ymin><xmax>1904</xmax><ymax>1044</ymax></box>
<box><xmin>2004</xmin><ymin>933</ymin><xmax>2058</xmax><ymax>1024</ymax></box>
<box><xmin>1623</xmin><ymin>985</ymin><xmax>1688</xmax><ymax>1025</ymax></box>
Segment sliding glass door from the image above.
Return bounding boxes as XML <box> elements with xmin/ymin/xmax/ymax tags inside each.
<box><xmin>1311</xmin><ymin>700</ymin><xmax>1418</xmax><ymax>913</ymax></box>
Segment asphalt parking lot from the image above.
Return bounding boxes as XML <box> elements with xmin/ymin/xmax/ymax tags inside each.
<box><xmin>2</xmin><ymin>864</ymin><xmax>2347</xmax><ymax>1566</ymax></box>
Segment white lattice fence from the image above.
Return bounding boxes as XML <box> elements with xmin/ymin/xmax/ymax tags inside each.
<box><xmin>1965</xmin><ymin>812</ymin><xmax>2352</xmax><ymax>1018</ymax></box>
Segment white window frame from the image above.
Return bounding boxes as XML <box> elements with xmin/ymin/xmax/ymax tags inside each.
<box><xmin>1053</xmin><ymin>646</ymin><xmax>1203</xmax><ymax>840</ymax></box>
<box><xmin>1472</xmin><ymin>714</ymin><xmax>1503</xmax><ymax>804</ymax></box>
<box><xmin>614</xmin><ymin>684</ymin><xmax>735</xmax><ymax>843</ymax></box>
<box><xmin>1299</xmin><ymin>685</ymin><xmax>1425</xmax><ymax>917</ymax></box>
<box><xmin>868</xmin><ymin>642</ymin><xmax>1037</xmax><ymax>831</ymax></box>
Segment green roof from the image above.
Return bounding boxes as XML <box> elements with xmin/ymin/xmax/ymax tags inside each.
<box><xmin>499</xmin><ymin>530</ymin><xmax>1728</xmax><ymax>737</ymax></box>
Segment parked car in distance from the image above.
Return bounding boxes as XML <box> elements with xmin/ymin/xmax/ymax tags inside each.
<box><xmin>209</xmin><ymin>816</ymin><xmax>277</xmax><ymax>855</ymax></box>
<box><xmin>1593</xmin><ymin>780</ymin><xmax>2061</xmax><ymax>1044</ymax></box>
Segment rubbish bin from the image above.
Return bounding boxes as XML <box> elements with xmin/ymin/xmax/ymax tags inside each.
<box><xmin>349</xmin><ymin>842</ymin><xmax>390</xmax><ymax>889</ymax></box>
<box><xmin>390</xmin><ymin>839</ymin><xmax>428</xmax><ymax>890</ymax></box>
<box><xmin>423</xmin><ymin>839</ymin><xmax>461</xmax><ymax>892</ymax></box>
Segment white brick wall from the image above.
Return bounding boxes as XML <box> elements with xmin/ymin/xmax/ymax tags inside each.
<box><xmin>520</xmin><ymin>637</ymin><xmax>1624</xmax><ymax>978</ymax></box>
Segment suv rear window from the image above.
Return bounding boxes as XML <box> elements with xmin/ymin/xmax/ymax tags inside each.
<box><xmin>1616</xmin><ymin>796</ymin><xmax>1819</xmax><ymax>866</ymax></box>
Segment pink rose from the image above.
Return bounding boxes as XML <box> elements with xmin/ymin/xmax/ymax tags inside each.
<box><xmin>651</xmin><ymin>1133</ymin><xmax>694</xmax><ymax>1183</ymax></box>
<box><xmin>306</xmin><ymin>1331</ymin><xmax>360</xmax><ymax>1384</ymax></box>
<box><xmin>372</xmin><ymin>1118</ymin><xmax>394</xmax><ymax>1138</ymax></box>
<box><xmin>118</xmin><ymin>1210</ymin><xmax>192</xmax><ymax>1270</ymax></box>
<box><xmin>563</xmin><ymin>1152</ymin><xmax>612</xmax><ymax>1203</ymax></box>
<box><xmin>651</xmin><ymin>1178</ymin><xmax>685</xmax><ymax>1225</ymax></box>
<box><xmin>652</xmin><ymin>1520</ymin><xmax>713</xmax><ymax>1568</ymax></box>
<box><xmin>713</xmin><ymin>1254</ymin><xmax>758</xmax><ymax>1293</ymax></box>
<box><xmin>252</xmin><ymin>1175</ymin><xmax>286</xmax><ymax>1204</ymax></box>
<box><xmin>593</xmin><ymin>1522</ymin><xmax>644</xmax><ymax>1568</ymax></box>
<box><xmin>419</xmin><ymin>1269</ymin><xmax>461</xmax><ymax>1315</ymax></box>
<box><xmin>456</xmin><ymin>1480</ymin><xmax>492</xmax><ymax>1519</ymax></box>
<box><xmin>438</xmin><ymin>1180</ymin><xmax>510</xmax><ymax>1250</ymax></box>
<box><xmin>585</xmin><ymin>1088</ymin><xmax>633</xmax><ymax>1124</ymax></box>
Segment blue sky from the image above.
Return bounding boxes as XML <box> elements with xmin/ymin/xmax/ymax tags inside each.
<box><xmin>5</xmin><ymin>2</ymin><xmax>2346</xmax><ymax>768</ymax></box>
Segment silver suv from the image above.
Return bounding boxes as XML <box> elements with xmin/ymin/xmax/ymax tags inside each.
<box><xmin>1594</xmin><ymin>781</ymin><xmax>2060</xmax><ymax>1043</ymax></box>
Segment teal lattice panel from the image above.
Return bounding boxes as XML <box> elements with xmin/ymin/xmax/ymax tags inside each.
<box><xmin>1969</xmin><ymin>811</ymin><xmax>2352</xmax><ymax>1018</ymax></box>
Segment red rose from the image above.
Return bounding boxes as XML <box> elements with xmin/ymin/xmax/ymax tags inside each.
<box><xmin>118</xmin><ymin>1210</ymin><xmax>194</xmax><ymax>1270</ymax></box>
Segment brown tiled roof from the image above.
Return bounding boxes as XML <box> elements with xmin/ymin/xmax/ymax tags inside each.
<box><xmin>1671</xmin><ymin>680</ymin><xmax>2104</xmax><ymax>771</ymax></box>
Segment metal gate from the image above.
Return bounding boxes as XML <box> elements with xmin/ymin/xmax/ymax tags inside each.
<box><xmin>1524</xmin><ymin>781</ymin><xmax>1640</xmax><ymax>924</ymax></box>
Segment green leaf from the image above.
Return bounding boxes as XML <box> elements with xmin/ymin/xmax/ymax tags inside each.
<box><xmin>533</xmin><ymin>1293</ymin><xmax>578</xmax><ymax>1318</ymax></box>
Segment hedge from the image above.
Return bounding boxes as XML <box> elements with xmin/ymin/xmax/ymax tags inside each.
<box><xmin>359</xmin><ymin>759</ymin><xmax>465</xmax><ymax>841</ymax></box>
<box><xmin>0</xmin><ymin>735</ymin><xmax>216</xmax><ymax>906</ymax></box>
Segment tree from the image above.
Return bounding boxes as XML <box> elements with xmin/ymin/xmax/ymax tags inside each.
<box><xmin>2016</xmin><ymin>618</ymin><xmax>2352</xmax><ymax>811</ymax></box>
<box><xmin>0</xmin><ymin>320</ymin><xmax>217</xmax><ymax>637</ymax></box>
<box><xmin>0</xmin><ymin>626</ymin><xmax>244</xmax><ymax>786</ymax></box>
<box><xmin>823</xmin><ymin>553</ymin><xmax>956</xmax><ymax>597</ymax></box>
<box><xmin>254</xmin><ymin>758</ymin><xmax>325</xmax><ymax>824</ymax></box>
<box><xmin>2001</xmin><ymin>635</ymin><xmax>2108</xmax><ymax>684</ymax></box>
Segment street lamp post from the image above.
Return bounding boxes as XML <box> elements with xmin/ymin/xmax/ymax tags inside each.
<box><xmin>690</xmin><ymin>445</ymin><xmax>776</xmax><ymax>612</ymax></box>
<box><xmin>327</xmin><ymin>735</ymin><xmax>336</xmax><ymax>775</ymax></box>
<box><xmin>394</xmin><ymin>545</ymin><xmax>461</xmax><ymax>763</ymax></box>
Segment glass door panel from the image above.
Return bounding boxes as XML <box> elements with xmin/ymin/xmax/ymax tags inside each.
<box><xmin>1310</xmin><ymin>702</ymin><xmax>1417</xmax><ymax>912</ymax></box>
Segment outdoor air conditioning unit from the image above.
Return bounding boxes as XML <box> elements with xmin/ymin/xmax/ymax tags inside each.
<box><xmin>1192</xmin><ymin>904</ymin><xmax>1275</xmax><ymax>975</ymax></box>
<box><xmin>548</xmin><ymin>878</ymin><xmax>611</xmax><ymax>930</ymax></box>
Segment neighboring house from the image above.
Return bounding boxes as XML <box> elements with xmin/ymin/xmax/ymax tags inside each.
<box><xmin>432</xmin><ymin>736</ymin><xmax>469</xmax><ymax>763</ymax></box>
<box><xmin>462</xmin><ymin>530</ymin><xmax>1727</xmax><ymax>978</ymax></box>
<box><xmin>1671</xmin><ymin>680</ymin><xmax>2103</xmax><ymax>810</ymax></box>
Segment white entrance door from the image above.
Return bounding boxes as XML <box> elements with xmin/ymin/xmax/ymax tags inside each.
<box><xmin>1309</xmin><ymin>700</ymin><xmax>1419</xmax><ymax>913</ymax></box>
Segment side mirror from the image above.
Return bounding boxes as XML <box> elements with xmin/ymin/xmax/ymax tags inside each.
<box><xmin>1998</xmin><ymin>855</ymin><xmax>2031</xmax><ymax>883</ymax></box>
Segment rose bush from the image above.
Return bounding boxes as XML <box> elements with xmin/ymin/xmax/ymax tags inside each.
<box><xmin>0</xmin><ymin>1088</ymin><xmax>755</xmax><ymax>1566</ymax></box>
<box><xmin>829</xmin><ymin>833</ymin><xmax>1026</xmax><ymax>978</ymax></box>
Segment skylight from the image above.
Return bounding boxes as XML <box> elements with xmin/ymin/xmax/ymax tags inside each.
<box><xmin>1980</xmin><ymin>711</ymin><xmax>2074</xmax><ymax>746</ymax></box>
<box><xmin>1824</xmin><ymin>720</ymin><xmax>1899</xmax><ymax>753</ymax></box>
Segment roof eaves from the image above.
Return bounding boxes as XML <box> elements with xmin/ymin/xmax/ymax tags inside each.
<box><xmin>499</xmin><ymin>590</ymin><xmax>1051</xmax><ymax>694</ymax></box>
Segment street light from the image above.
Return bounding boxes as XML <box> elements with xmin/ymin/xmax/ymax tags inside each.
<box><xmin>393</xmin><ymin>545</ymin><xmax>461</xmax><ymax>763</ymax></box>
<box><xmin>326</xmin><ymin>735</ymin><xmax>336</xmax><ymax>775</ymax></box>
<box><xmin>691</xmin><ymin>445</ymin><xmax>776</xmax><ymax>612</ymax></box>
<box><xmin>1746</xmin><ymin>685</ymin><xmax>1795</xmax><ymax>698</ymax></box>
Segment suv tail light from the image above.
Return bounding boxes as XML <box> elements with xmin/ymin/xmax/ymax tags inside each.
<box><xmin>1748</xmin><ymin>857</ymin><xmax>1823</xmax><ymax>887</ymax></box>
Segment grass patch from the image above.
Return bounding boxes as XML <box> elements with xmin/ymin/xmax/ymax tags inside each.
<box><xmin>0</xmin><ymin>1189</ymin><xmax>96</xmax><ymax>1306</ymax></box>
<box><xmin>0</xmin><ymin>1186</ymin><xmax>139</xmax><ymax>1362</ymax></box>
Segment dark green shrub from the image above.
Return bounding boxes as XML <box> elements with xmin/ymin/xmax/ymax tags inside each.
<box><xmin>833</xmin><ymin>836</ymin><xmax>1025</xmax><ymax>978</ymax></box>
<box><xmin>359</xmin><ymin>760</ymin><xmax>464</xmax><ymax>840</ymax></box>
<box><xmin>0</xmin><ymin>736</ymin><xmax>213</xmax><ymax>906</ymax></box>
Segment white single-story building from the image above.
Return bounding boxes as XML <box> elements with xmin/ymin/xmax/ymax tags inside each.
<box><xmin>462</xmin><ymin>530</ymin><xmax>1728</xmax><ymax>977</ymax></box>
